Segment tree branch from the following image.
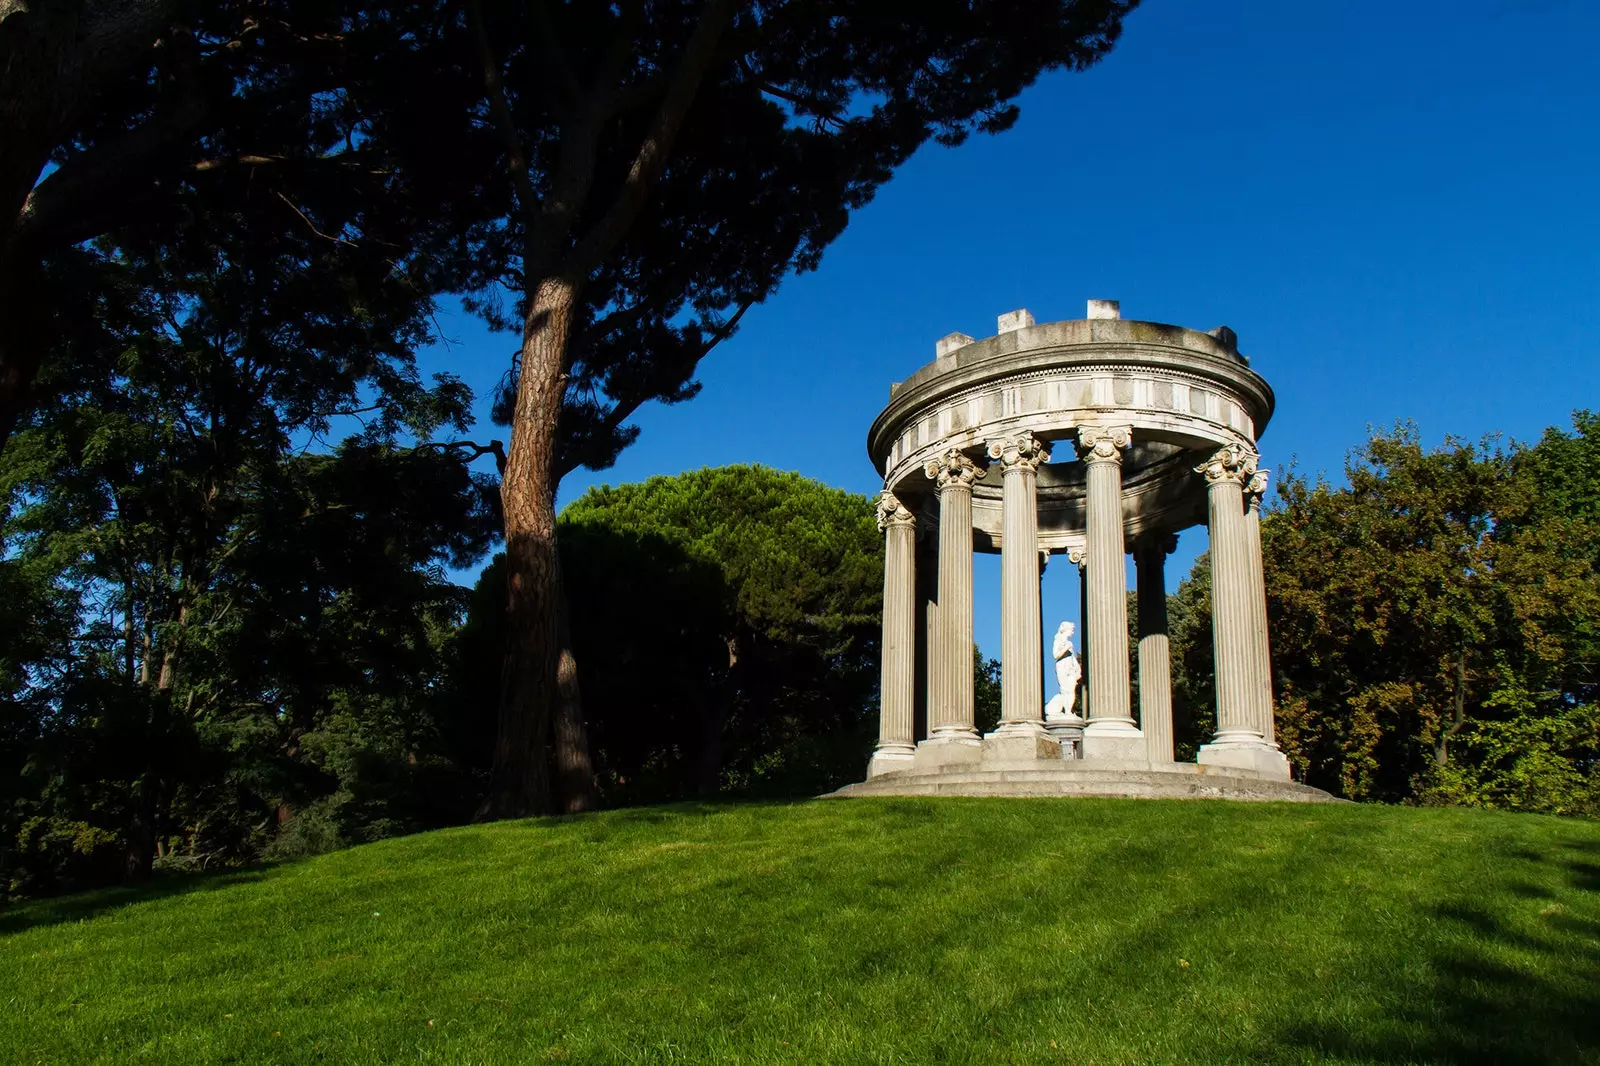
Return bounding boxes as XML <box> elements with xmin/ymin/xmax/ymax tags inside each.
<box><xmin>557</xmin><ymin>298</ymin><xmax>750</xmax><ymax>479</ymax></box>
<box><xmin>419</xmin><ymin>438</ymin><xmax>508</xmax><ymax>476</ymax></box>
<box><xmin>568</xmin><ymin>0</ymin><xmax>735</xmax><ymax>275</ymax></box>
<box><xmin>465</xmin><ymin>0</ymin><xmax>540</xmax><ymax>239</ymax></box>
<box><xmin>273</xmin><ymin>190</ymin><xmax>357</xmax><ymax>248</ymax></box>
<box><xmin>16</xmin><ymin>91</ymin><xmax>208</xmax><ymax>252</ymax></box>
<box><xmin>528</xmin><ymin>0</ymin><xmax>583</xmax><ymax>116</ymax></box>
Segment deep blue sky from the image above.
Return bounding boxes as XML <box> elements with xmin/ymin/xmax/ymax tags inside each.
<box><xmin>419</xmin><ymin>0</ymin><xmax>1600</xmax><ymax>665</ymax></box>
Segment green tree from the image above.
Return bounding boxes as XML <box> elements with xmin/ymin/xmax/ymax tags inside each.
<box><xmin>456</xmin><ymin>466</ymin><xmax>883</xmax><ymax>803</ymax></box>
<box><xmin>0</xmin><ymin>195</ymin><xmax>497</xmax><ymax>896</ymax></box>
<box><xmin>0</xmin><ymin>3</ymin><xmax>472</xmax><ymax>450</ymax></box>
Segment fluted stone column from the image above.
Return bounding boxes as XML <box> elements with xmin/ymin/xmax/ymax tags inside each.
<box><xmin>916</xmin><ymin>449</ymin><xmax>985</xmax><ymax>764</ymax></box>
<box><xmin>1069</xmin><ymin>544</ymin><xmax>1089</xmax><ymax>721</ymax></box>
<box><xmin>1196</xmin><ymin>444</ymin><xmax>1289</xmax><ymax>779</ymax></box>
<box><xmin>1244</xmin><ymin>469</ymin><xmax>1279</xmax><ymax>749</ymax></box>
<box><xmin>1038</xmin><ymin>547</ymin><xmax>1051</xmax><ymax>710</ymax></box>
<box><xmin>869</xmin><ymin>491</ymin><xmax>918</xmax><ymax>777</ymax></box>
<box><xmin>984</xmin><ymin>434</ymin><xmax>1060</xmax><ymax>760</ymax></box>
<box><xmin>1077</xmin><ymin>425</ymin><xmax>1144</xmax><ymax>761</ymax></box>
<box><xmin>1134</xmin><ymin>533</ymin><xmax>1178</xmax><ymax>763</ymax></box>
<box><xmin>914</xmin><ymin>533</ymin><xmax>937</xmax><ymax>743</ymax></box>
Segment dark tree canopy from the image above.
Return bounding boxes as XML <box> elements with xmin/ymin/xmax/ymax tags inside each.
<box><xmin>0</xmin><ymin>2</ymin><xmax>486</xmax><ymax>451</ymax></box>
<box><xmin>0</xmin><ymin>167</ymin><xmax>497</xmax><ymax>897</ymax></box>
<box><xmin>455</xmin><ymin>466</ymin><xmax>886</xmax><ymax>804</ymax></box>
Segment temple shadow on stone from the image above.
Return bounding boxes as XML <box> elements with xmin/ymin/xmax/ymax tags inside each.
<box><xmin>835</xmin><ymin>300</ymin><xmax>1338</xmax><ymax>803</ymax></box>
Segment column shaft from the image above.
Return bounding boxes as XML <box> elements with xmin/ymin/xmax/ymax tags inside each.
<box><xmin>993</xmin><ymin>435</ymin><xmax>1048</xmax><ymax>734</ymax></box>
<box><xmin>1075</xmin><ymin>555</ymin><xmax>1089</xmax><ymax>720</ymax></box>
<box><xmin>1077</xmin><ymin>426</ymin><xmax>1142</xmax><ymax>759</ymax></box>
<box><xmin>869</xmin><ymin>493</ymin><xmax>917</xmax><ymax>776</ymax></box>
<box><xmin>914</xmin><ymin>536</ymin><xmax>937</xmax><ymax>742</ymax></box>
<box><xmin>926</xmin><ymin>451</ymin><xmax>982</xmax><ymax>742</ymax></box>
<box><xmin>1207</xmin><ymin>471</ymin><xmax>1258</xmax><ymax>741</ymax></box>
<box><xmin>1244</xmin><ymin>472</ymin><xmax>1277</xmax><ymax>747</ymax></box>
<box><xmin>1135</xmin><ymin>536</ymin><xmax>1176</xmax><ymax>762</ymax></box>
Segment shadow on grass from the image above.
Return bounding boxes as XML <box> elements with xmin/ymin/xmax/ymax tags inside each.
<box><xmin>0</xmin><ymin>866</ymin><xmax>271</xmax><ymax>938</ymax></box>
<box><xmin>1279</xmin><ymin>839</ymin><xmax>1600</xmax><ymax>1065</ymax></box>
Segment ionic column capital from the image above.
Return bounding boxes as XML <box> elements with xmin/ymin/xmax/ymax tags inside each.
<box><xmin>1195</xmin><ymin>442</ymin><xmax>1259</xmax><ymax>485</ymax></box>
<box><xmin>875</xmin><ymin>490</ymin><xmax>918</xmax><ymax>532</ymax></box>
<box><xmin>1066</xmin><ymin>543</ymin><xmax>1088</xmax><ymax>568</ymax></box>
<box><xmin>1076</xmin><ymin>424</ymin><xmax>1133</xmax><ymax>464</ymax></box>
<box><xmin>1245</xmin><ymin>467</ymin><xmax>1270</xmax><ymax>513</ymax></box>
<box><xmin>923</xmin><ymin>449</ymin><xmax>986</xmax><ymax>490</ymax></box>
<box><xmin>986</xmin><ymin>432</ymin><xmax>1051</xmax><ymax>474</ymax></box>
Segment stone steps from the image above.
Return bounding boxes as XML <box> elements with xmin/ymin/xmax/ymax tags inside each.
<box><xmin>828</xmin><ymin>764</ymin><xmax>1342</xmax><ymax>803</ymax></box>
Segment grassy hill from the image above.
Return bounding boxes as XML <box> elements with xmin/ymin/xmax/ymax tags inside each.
<box><xmin>2</xmin><ymin>798</ymin><xmax>1597</xmax><ymax>1065</ymax></box>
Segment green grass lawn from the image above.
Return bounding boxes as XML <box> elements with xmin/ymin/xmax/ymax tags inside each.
<box><xmin>2</xmin><ymin>798</ymin><xmax>1597</xmax><ymax>1065</ymax></box>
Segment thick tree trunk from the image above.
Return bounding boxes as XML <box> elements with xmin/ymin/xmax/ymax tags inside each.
<box><xmin>552</xmin><ymin>564</ymin><xmax>595</xmax><ymax>813</ymax></box>
<box><xmin>480</xmin><ymin>276</ymin><xmax>581</xmax><ymax>820</ymax></box>
<box><xmin>697</xmin><ymin>701</ymin><xmax>726</xmax><ymax>799</ymax></box>
<box><xmin>698</xmin><ymin>635</ymin><xmax>738</xmax><ymax>798</ymax></box>
<box><xmin>123</xmin><ymin>785</ymin><xmax>156</xmax><ymax>882</ymax></box>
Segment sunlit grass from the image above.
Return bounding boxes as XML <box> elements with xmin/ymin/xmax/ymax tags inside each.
<box><xmin>3</xmin><ymin>798</ymin><xmax>1597</xmax><ymax>1064</ymax></box>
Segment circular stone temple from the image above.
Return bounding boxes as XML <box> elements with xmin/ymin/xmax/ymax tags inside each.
<box><xmin>835</xmin><ymin>300</ymin><xmax>1338</xmax><ymax>802</ymax></box>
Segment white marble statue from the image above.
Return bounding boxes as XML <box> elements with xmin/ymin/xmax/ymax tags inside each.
<box><xmin>1044</xmin><ymin>620</ymin><xmax>1082</xmax><ymax>722</ymax></box>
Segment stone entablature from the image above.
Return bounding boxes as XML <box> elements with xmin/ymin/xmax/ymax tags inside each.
<box><xmin>870</xmin><ymin>318</ymin><xmax>1276</xmax><ymax>551</ymax></box>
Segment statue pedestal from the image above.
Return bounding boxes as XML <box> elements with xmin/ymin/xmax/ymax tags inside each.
<box><xmin>1044</xmin><ymin>713</ymin><xmax>1084</xmax><ymax>758</ymax></box>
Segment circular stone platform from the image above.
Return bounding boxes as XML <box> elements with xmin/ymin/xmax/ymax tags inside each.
<box><xmin>830</xmin><ymin>762</ymin><xmax>1343</xmax><ymax>803</ymax></box>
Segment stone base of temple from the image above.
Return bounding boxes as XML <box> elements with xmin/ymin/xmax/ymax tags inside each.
<box><xmin>866</xmin><ymin>747</ymin><xmax>916</xmax><ymax>778</ymax></box>
<box><xmin>1196</xmin><ymin>740</ymin><xmax>1292</xmax><ymax>781</ymax></box>
<box><xmin>830</xmin><ymin>757</ymin><xmax>1341</xmax><ymax>803</ymax></box>
<box><xmin>911</xmin><ymin>734</ymin><xmax>983</xmax><ymax>771</ymax></box>
<box><xmin>981</xmin><ymin>729</ymin><xmax>1061</xmax><ymax>762</ymax></box>
<box><xmin>1080</xmin><ymin>721</ymin><xmax>1147</xmax><ymax>762</ymax></box>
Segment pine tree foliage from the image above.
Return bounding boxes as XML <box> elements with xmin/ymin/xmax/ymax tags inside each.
<box><xmin>457</xmin><ymin>466</ymin><xmax>884</xmax><ymax>804</ymax></box>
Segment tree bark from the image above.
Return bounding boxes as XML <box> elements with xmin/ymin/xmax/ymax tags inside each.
<box><xmin>124</xmin><ymin>784</ymin><xmax>156</xmax><ymax>882</ymax></box>
<box><xmin>480</xmin><ymin>275</ymin><xmax>581</xmax><ymax>819</ymax></box>
<box><xmin>698</xmin><ymin>634</ymin><xmax>738</xmax><ymax>798</ymax></box>
<box><xmin>552</xmin><ymin>562</ymin><xmax>595</xmax><ymax>813</ymax></box>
